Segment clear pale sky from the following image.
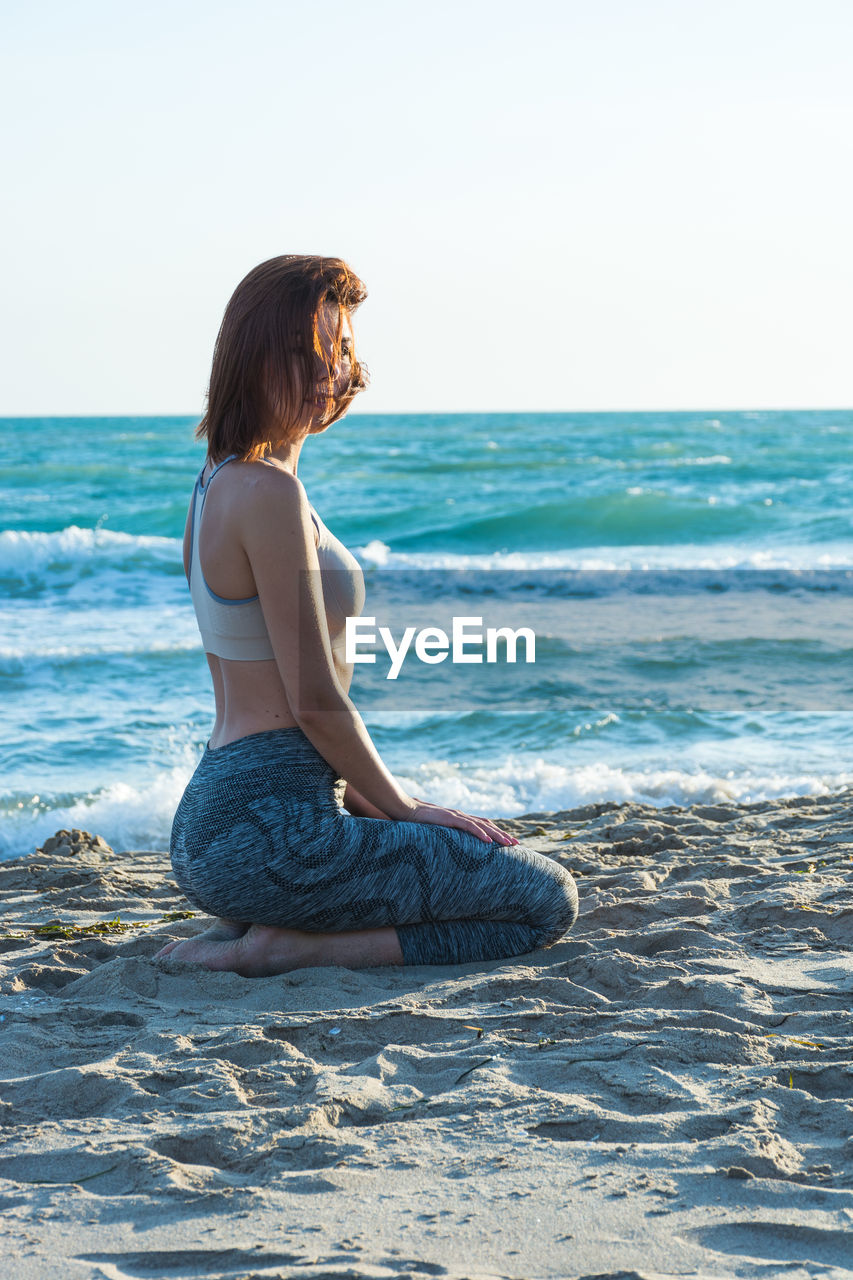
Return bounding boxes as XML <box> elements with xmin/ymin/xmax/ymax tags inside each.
<box><xmin>3</xmin><ymin>0</ymin><xmax>851</xmax><ymax>415</ymax></box>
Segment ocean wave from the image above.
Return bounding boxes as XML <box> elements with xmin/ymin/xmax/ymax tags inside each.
<box><xmin>0</xmin><ymin>526</ymin><xmax>182</xmax><ymax>589</ymax></box>
<box><xmin>0</xmin><ymin>636</ymin><xmax>201</xmax><ymax>667</ymax></box>
<box><xmin>378</xmin><ymin>490</ymin><xmax>799</xmax><ymax>552</ymax></box>
<box><xmin>357</xmin><ymin>540</ymin><xmax>853</xmax><ymax>572</ymax></box>
<box><xmin>394</xmin><ymin>758</ymin><xmax>853</xmax><ymax>819</ymax></box>
<box><xmin>0</xmin><ymin>767</ymin><xmax>192</xmax><ymax>862</ymax></box>
<box><xmin>5</xmin><ymin>522</ymin><xmax>852</xmax><ymax>592</ymax></box>
<box><xmin>2</xmin><ymin>758</ymin><xmax>851</xmax><ymax>862</ymax></box>
<box><xmin>0</xmin><ymin>599</ymin><xmax>200</xmax><ymax>668</ymax></box>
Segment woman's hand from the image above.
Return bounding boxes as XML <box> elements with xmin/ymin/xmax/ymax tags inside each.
<box><xmin>342</xmin><ymin>782</ymin><xmax>519</xmax><ymax>846</ymax></box>
<box><xmin>406</xmin><ymin>799</ymin><xmax>518</xmax><ymax>846</ymax></box>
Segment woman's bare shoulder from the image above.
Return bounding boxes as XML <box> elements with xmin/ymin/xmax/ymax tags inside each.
<box><xmin>210</xmin><ymin>459</ymin><xmax>304</xmax><ymax>509</ymax></box>
<box><xmin>222</xmin><ymin>457</ymin><xmax>303</xmax><ymax>491</ymax></box>
<box><xmin>223</xmin><ymin>461</ymin><xmax>313</xmax><ymax>544</ymax></box>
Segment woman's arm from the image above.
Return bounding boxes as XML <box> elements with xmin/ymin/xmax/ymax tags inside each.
<box><xmin>342</xmin><ymin>782</ymin><xmax>390</xmax><ymax>820</ymax></box>
<box><xmin>238</xmin><ymin>467</ymin><xmax>416</xmax><ymax>819</ymax></box>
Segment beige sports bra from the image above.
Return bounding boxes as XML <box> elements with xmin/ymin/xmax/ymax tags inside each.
<box><xmin>188</xmin><ymin>455</ymin><xmax>365</xmax><ymax>662</ymax></box>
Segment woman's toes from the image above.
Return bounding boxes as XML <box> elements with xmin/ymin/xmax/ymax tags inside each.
<box><xmin>154</xmin><ymin>933</ymin><xmax>246</xmax><ymax>971</ymax></box>
<box><xmin>153</xmin><ymin>939</ymin><xmax>182</xmax><ymax>959</ymax></box>
<box><xmin>154</xmin><ymin>920</ymin><xmax>248</xmax><ymax>961</ymax></box>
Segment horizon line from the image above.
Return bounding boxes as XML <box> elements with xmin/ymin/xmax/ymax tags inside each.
<box><xmin>1</xmin><ymin>405</ymin><xmax>851</xmax><ymax>421</ymax></box>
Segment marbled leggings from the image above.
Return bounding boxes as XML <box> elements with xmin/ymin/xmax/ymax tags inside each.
<box><xmin>169</xmin><ymin>728</ymin><xmax>578</xmax><ymax>966</ymax></box>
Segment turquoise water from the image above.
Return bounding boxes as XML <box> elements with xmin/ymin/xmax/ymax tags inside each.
<box><xmin>2</xmin><ymin>409</ymin><xmax>852</xmax><ymax>859</ymax></box>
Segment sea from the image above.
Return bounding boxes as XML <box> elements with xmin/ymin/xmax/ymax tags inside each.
<box><xmin>2</xmin><ymin>409</ymin><xmax>852</xmax><ymax>860</ymax></box>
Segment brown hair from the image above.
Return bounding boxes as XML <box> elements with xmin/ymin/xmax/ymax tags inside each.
<box><xmin>196</xmin><ymin>255</ymin><xmax>368</xmax><ymax>462</ymax></box>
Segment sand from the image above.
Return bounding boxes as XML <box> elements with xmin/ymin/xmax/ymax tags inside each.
<box><xmin>1</xmin><ymin>793</ymin><xmax>852</xmax><ymax>1280</ymax></box>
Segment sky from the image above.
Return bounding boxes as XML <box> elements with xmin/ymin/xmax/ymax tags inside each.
<box><xmin>2</xmin><ymin>0</ymin><xmax>852</xmax><ymax>415</ymax></box>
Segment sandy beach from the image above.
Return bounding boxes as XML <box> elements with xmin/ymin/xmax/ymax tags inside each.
<box><xmin>1</xmin><ymin>793</ymin><xmax>852</xmax><ymax>1280</ymax></box>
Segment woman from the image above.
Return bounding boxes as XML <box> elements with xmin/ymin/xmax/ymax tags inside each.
<box><xmin>156</xmin><ymin>255</ymin><xmax>577</xmax><ymax>975</ymax></box>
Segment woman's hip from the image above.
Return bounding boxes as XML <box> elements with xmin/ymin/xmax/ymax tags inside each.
<box><xmin>170</xmin><ymin>726</ymin><xmax>343</xmax><ymax>872</ymax></box>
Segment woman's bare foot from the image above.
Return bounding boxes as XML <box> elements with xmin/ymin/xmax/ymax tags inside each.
<box><xmin>154</xmin><ymin>922</ymin><xmax>402</xmax><ymax>975</ymax></box>
<box><xmin>153</xmin><ymin>918</ymin><xmax>248</xmax><ymax>960</ymax></box>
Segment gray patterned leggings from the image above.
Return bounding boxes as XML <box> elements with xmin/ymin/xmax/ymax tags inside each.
<box><xmin>169</xmin><ymin>728</ymin><xmax>578</xmax><ymax>966</ymax></box>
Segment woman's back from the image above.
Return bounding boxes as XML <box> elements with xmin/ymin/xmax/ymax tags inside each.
<box><xmin>184</xmin><ymin>456</ymin><xmax>363</xmax><ymax>748</ymax></box>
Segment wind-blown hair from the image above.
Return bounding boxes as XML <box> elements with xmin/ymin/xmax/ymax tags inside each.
<box><xmin>196</xmin><ymin>255</ymin><xmax>368</xmax><ymax>462</ymax></box>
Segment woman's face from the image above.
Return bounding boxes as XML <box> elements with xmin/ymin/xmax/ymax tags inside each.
<box><xmin>304</xmin><ymin>301</ymin><xmax>355</xmax><ymax>431</ymax></box>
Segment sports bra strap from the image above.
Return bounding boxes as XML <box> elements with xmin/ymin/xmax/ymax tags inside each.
<box><xmin>190</xmin><ymin>454</ymin><xmax>239</xmax><ymax>587</ymax></box>
<box><xmin>199</xmin><ymin>453</ymin><xmax>238</xmax><ymax>492</ymax></box>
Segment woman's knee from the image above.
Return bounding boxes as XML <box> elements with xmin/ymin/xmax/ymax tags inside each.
<box><xmin>538</xmin><ymin>862</ymin><xmax>579</xmax><ymax>945</ymax></box>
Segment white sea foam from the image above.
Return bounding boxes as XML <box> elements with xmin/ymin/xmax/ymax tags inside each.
<box><xmin>3</xmin><ymin>757</ymin><xmax>851</xmax><ymax>862</ymax></box>
<box><xmin>394</xmin><ymin>757</ymin><xmax>853</xmax><ymax>819</ymax></box>
<box><xmin>672</xmin><ymin>454</ymin><xmax>733</xmax><ymax>466</ymax></box>
<box><xmin>0</xmin><ymin>601</ymin><xmax>200</xmax><ymax>664</ymax></box>
<box><xmin>0</xmin><ymin>526</ymin><xmax>181</xmax><ymax>582</ymax></box>
<box><xmin>0</xmin><ymin>637</ymin><xmax>201</xmax><ymax>663</ymax></box>
<box><xmin>6</xmin><ymin>525</ymin><xmax>852</xmax><ymax>581</ymax></box>
<box><xmin>0</xmin><ymin>767</ymin><xmax>195</xmax><ymax>863</ymax></box>
<box><xmin>356</xmin><ymin>540</ymin><xmax>853</xmax><ymax>572</ymax></box>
